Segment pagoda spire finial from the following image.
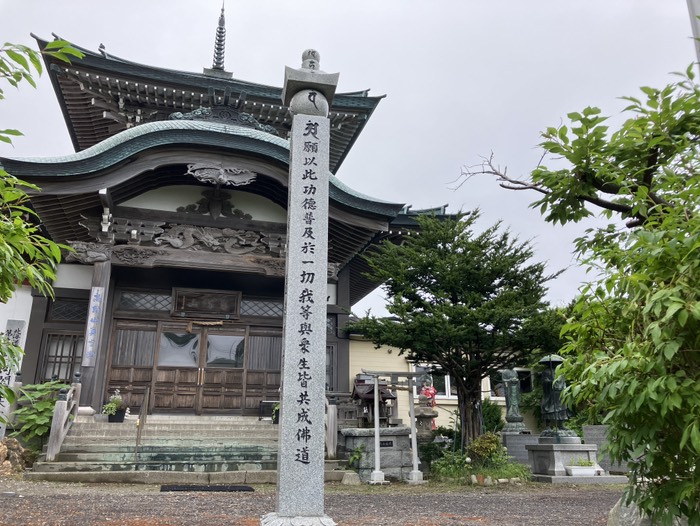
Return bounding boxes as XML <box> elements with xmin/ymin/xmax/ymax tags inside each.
<box><xmin>204</xmin><ymin>2</ymin><xmax>232</xmax><ymax>78</ymax></box>
<box><xmin>212</xmin><ymin>2</ymin><xmax>226</xmax><ymax>70</ymax></box>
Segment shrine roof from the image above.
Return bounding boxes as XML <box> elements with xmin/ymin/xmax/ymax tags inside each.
<box><xmin>34</xmin><ymin>35</ymin><xmax>384</xmax><ymax>174</ymax></box>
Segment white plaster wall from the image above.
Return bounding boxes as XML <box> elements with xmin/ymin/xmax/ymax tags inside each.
<box><xmin>0</xmin><ymin>286</ymin><xmax>33</xmax><ymax>349</ymax></box>
<box><xmin>326</xmin><ymin>283</ymin><xmax>337</xmax><ymax>305</ymax></box>
<box><xmin>122</xmin><ymin>185</ymin><xmax>287</xmax><ymax>223</ymax></box>
<box><xmin>54</xmin><ymin>264</ymin><xmax>93</xmax><ymax>290</ymax></box>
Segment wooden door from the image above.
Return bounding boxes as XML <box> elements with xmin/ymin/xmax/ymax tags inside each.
<box><xmin>107</xmin><ymin>321</ymin><xmax>157</xmax><ymax>411</ymax></box>
<box><xmin>198</xmin><ymin>329</ymin><xmax>246</xmax><ymax>413</ymax></box>
<box><xmin>152</xmin><ymin>324</ymin><xmax>247</xmax><ymax>413</ymax></box>
<box><xmin>152</xmin><ymin>324</ymin><xmax>202</xmax><ymax>412</ymax></box>
<box><xmin>109</xmin><ymin>320</ymin><xmax>282</xmax><ymax>414</ymax></box>
<box><xmin>243</xmin><ymin>328</ymin><xmax>283</xmax><ymax>415</ymax></box>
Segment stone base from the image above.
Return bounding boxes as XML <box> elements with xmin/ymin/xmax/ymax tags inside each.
<box><xmin>77</xmin><ymin>406</ymin><xmax>96</xmax><ymax>416</ymax></box>
<box><xmin>261</xmin><ymin>513</ymin><xmax>337</xmax><ymax>525</ymax></box>
<box><xmin>406</xmin><ymin>470</ymin><xmax>426</xmax><ymax>485</ymax></box>
<box><xmin>369</xmin><ymin>470</ymin><xmax>387</xmax><ymax>484</ymax></box>
<box><xmin>527</xmin><ymin>442</ymin><xmax>601</xmax><ymax>476</ymax></box>
<box><xmin>502</xmin><ymin>433</ymin><xmax>539</xmax><ymax>465</ymax></box>
<box><xmin>340</xmin><ymin>427</ymin><xmax>420</xmax><ymax>483</ymax></box>
<box><xmin>532</xmin><ymin>474</ymin><xmax>628</xmax><ymax>484</ymax></box>
<box><xmin>538</xmin><ymin>435</ymin><xmax>582</xmax><ymax>444</ymax></box>
<box><xmin>502</xmin><ymin>420</ymin><xmax>528</xmax><ymax>434</ymax></box>
<box><xmin>340</xmin><ymin>472</ymin><xmax>361</xmax><ymax>485</ymax></box>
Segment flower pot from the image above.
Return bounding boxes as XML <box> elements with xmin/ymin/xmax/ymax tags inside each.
<box><xmin>108</xmin><ymin>409</ymin><xmax>126</xmax><ymax>423</ymax></box>
<box><xmin>565</xmin><ymin>465</ymin><xmax>596</xmax><ymax>476</ymax></box>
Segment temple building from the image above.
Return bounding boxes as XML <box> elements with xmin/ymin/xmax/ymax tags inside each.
<box><xmin>0</xmin><ymin>11</ymin><xmax>449</xmax><ymax>417</ymax></box>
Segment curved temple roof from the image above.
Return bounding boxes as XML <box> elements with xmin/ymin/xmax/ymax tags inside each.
<box><xmin>34</xmin><ymin>35</ymin><xmax>385</xmax><ymax>174</ymax></box>
<box><xmin>0</xmin><ymin>35</ymin><xmax>451</xmax><ymax>305</ymax></box>
<box><xmin>0</xmin><ymin>119</ymin><xmax>417</xmax><ymax>304</ymax></box>
<box><xmin>1</xmin><ymin>119</ymin><xmax>405</xmax><ymax>219</ymax></box>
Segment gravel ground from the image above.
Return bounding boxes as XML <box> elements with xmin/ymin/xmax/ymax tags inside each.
<box><xmin>0</xmin><ymin>478</ymin><xmax>625</xmax><ymax>526</ymax></box>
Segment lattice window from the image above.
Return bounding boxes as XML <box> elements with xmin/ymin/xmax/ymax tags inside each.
<box><xmin>49</xmin><ymin>300</ymin><xmax>88</xmax><ymax>322</ymax></box>
<box><xmin>118</xmin><ymin>291</ymin><xmax>172</xmax><ymax>312</ymax></box>
<box><xmin>326</xmin><ymin>315</ymin><xmax>337</xmax><ymax>334</ymax></box>
<box><xmin>113</xmin><ymin>324</ymin><xmax>157</xmax><ymax>367</ymax></box>
<box><xmin>241</xmin><ymin>298</ymin><xmax>283</xmax><ymax>318</ymax></box>
<box><xmin>41</xmin><ymin>332</ymin><xmax>84</xmax><ymax>382</ymax></box>
<box><xmin>247</xmin><ymin>330</ymin><xmax>283</xmax><ymax>371</ymax></box>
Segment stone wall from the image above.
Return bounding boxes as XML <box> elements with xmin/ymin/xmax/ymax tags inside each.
<box><xmin>340</xmin><ymin>427</ymin><xmax>418</xmax><ymax>482</ymax></box>
<box><xmin>583</xmin><ymin>425</ymin><xmax>629</xmax><ymax>474</ymax></box>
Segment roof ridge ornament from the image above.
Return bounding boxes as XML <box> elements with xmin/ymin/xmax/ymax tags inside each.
<box><xmin>212</xmin><ymin>4</ymin><xmax>226</xmax><ymax>70</ymax></box>
<box><xmin>168</xmin><ymin>106</ymin><xmax>278</xmax><ymax>135</ymax></box>
<box><xmin>185</xmin><ymin>162</ymin><xmax>257</xmax><ymax>187</ymax></box>
<box><xmin>204</xmin><ymin>3</ymin><xmax>233</xmax><ymax>79</ymax></box>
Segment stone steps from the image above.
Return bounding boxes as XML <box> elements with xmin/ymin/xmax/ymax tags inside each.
<box><xmin>29</xmin><ymin>414</ymin><xmax>292</xmax><ymax>483</ymax></box>
<box><xmin>24</xmin><ymin>467</ymin><xmax>351</xmax><ymax>485</ymax></box>
<box><xmin>33</xmin><ymin>459</ymin><xmax>280</xmax><ymax>473</ymax></box>
<box><xmin>53</xmin><ymin>444</ymin><xmax>277</xmax><ymax>454</ymax></box>
<box><xmin>40</xmin><ymin>447</ymin><xmax>278</xmax><ymax>464</ymax></box>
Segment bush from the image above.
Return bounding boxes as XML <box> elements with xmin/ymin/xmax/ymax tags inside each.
<box><xmin>481</xmin><ymin>399</ymin><xmax>504</xmax><ymax>433</ymax></box>
<box><xmin>431</xmin><ymin>450</ymin><xmax>472</xmax><ymax>483</ymax></box>
<box><xmin>467</xmin><ymin>432</ymin><xmax>506</xmax><ymax>468</ymax></box>
<box><xmin>10</xmin><ymin>380</ymin><xmax>69</xmax><ymax>452</ymax></box>
<box><xmin>419</xmin><ymin>430</ymin><xmax>454</xmax><ymax>471</ymax></box>
<box><xmin>430</xmin><ymin>438</ymin><xmax>531</xmax><ymax>483</ymax></box>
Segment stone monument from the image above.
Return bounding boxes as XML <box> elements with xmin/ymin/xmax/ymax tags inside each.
<box><xmin>526</xmin><ymin>355</ymin><xmax>626</xmax><ymax>483</ymax></box>
<box><xmin>414</xmin><ymin>393</ymin><xmax>439</xmax><ymax>445</ymax></box>
<box><xmin>260</xmin><ymin>50</ymin><xmax>338</xmax><ymax>526</ymax></box>
<box><xmin>499</xmin><ymin>368</ymin><xmax>527</xmax><ymax>434</ymax></box>
<box><xmin>498</xmin><ymin>368</ymin><xmax>538</xmax><ymax>465</ymax></box>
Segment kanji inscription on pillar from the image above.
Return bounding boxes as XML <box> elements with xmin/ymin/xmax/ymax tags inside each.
<box><xmin>262</xmin><ymin>49</ymin><xmax>338</xmax><ymax>526</ymax></box>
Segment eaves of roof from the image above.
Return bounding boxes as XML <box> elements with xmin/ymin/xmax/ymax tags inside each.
<box><xmin>0</xmin><ymin>120</ymin><xmax>405</xmax><ymax>219</ymax></box>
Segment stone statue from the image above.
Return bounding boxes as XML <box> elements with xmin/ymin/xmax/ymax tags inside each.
<box><xmin>539</xmin><ymin>355</ymin><xmax>576</xmax><ymax>437</ymax></box>
<box><xmin>500</xmin><ymin>369</ymin><xmax>521</xmax><ymax>420</ymax></box>
<box><xmin>419</xmin><ymin>377</ymin><xmax>438</xmax><ymax>430</ymax></box>
<box><xmin>499</xmin><ymin>369</ymin><xmax>527</xmax><ymax>433</ymax></box>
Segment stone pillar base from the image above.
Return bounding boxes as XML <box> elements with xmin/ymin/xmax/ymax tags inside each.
<box><xmin>261</xmin><ymin>513</ymin><xmax>337</xmax><ymax>526</ymax></box>
<box><xmin>406</xmin><ymin>470</ymin><xmax>426</xmax><ymax>485</ymax></box>
<box><xmin>369</xmin><ymin>470</ymin><xmax>388</xmax><ymax>484</ymax></box>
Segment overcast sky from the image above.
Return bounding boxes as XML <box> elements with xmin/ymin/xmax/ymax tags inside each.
<box><xmin>0</xmin><ymin>1</ymin><xmax>696</xmax><ymax>315</ymax></box>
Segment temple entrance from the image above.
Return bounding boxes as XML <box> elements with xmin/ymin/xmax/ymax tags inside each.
<box><xmin>153</xmin><ymin>324</ymin><xmax>246</xmax><ymax>413</ymax></box>
<box><xmin>106</xmin><ymin>319</ymin><xmax>281</xmax><ymax>415</ymax></box>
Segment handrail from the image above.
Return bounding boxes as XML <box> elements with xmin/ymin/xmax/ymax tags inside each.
<box><xmin>46</xmin><ymin>373</ymin><xmax>82</xmax><ymax>462</ymax></box>
<box><xmin>134</xmin><ymin>386</ymin><xmax>150</xmax><ymax>462</ymax></box>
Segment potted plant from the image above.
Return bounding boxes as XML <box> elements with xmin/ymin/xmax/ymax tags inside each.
<box><xmin>271</xmin><ymin>402</ymin><xmax>280</xmax><ymax>424</ymax></box>
<box><xmin>102</xmin><ymin>389</ymin><xmax>129</xmax><ymax>422</ymax></box>
<box><xmin>565</xmin><ymin>456</ymin><xmax>596</xmax><ymax>476</ymax></box>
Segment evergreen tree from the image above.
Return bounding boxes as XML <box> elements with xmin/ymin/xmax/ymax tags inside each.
<box><xmin>349</xmin><ymin>212</ymin><xmax>553</xmax><ymax>448</ymax></box>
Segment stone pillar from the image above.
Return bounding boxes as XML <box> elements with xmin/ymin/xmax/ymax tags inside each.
<box><xmin>261</xmin><ymin>50</ymin><xmax>338</xmax><ymax>526</ymax></box>
<box><xmin>79</xmin><ymin>260</ymin><xmax>111</xmax><ymax>409</ymax></box>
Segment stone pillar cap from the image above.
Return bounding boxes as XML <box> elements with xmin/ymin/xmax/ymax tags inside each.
<box><xmin>282</xmin><ymin>49</ymin><xmax>339</xmax><ymax>107</ymax></box>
